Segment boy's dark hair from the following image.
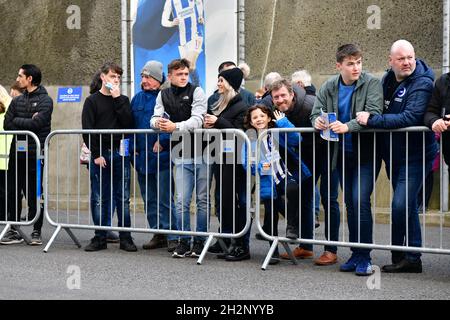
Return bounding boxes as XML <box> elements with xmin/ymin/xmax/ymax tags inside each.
<box><xmin>244</xmin><ymin>104</ymin><xmax>276</xmax><ymax>130</ymax></box>
<box><xmin>168</xmin><ymin>58</ymin><xmax>190</xmax><ymax>74</ymax></box>
<box><xmin>218</xmin><ymin>61</ymin><xmax>236</xmax><ymax>73</ymax></box>
<box><xmin>336</xmin><ymin>44</ymin><xmax>362</xmax><ymax>63</ymax></box>
<box><xmin>20</xmin><ymin>64</ymin><xmax>42</xmax><ymax>86</ymax></box>
<box><xmin>100</xmin><ymin>62</ymin><xmax>123</xmax><ymax>76</ymax></box>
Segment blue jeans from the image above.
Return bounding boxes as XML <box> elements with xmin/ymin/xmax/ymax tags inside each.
<box><xmin>90</xmin><ymin>150</ymin><xmax>131</xmax><ymax>239</ymax></box>
<box><xmin>338</xmin><ymin>152</ymin><xmax>379</xmax><ymax>260</ymax></box>
<box><xmin>389</xmin><ymin>160</ymin><xmax>432</xmax><ymax>262</ymax></box>
<box><xmin>137</xmin><ymin>169</ymin><xmax>177</xmax><ymax>241</ymax></box>
<box><xmin>319</xmin><ymin>160</ymin><xmax>341</xmax><ymax>254</ymax></box>
<box><xmin>174</xmin><ymin>162</ymin><xmax>211</xmax><ymax>243</ymax></box>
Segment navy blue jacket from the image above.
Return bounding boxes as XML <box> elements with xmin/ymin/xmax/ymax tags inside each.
<box><xmin>130</xmin><ymin>90</ymin><xmax>170</xmax><ymax>174</ymax></box>
<box><xmin>367</xmin><ymin>59</ymin><xmax>437</xmax><ymax>165</ymax></box>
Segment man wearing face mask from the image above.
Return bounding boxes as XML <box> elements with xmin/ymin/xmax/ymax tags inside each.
<box><xmin>81</xmin><ymin>62</ymin><xmax>136</xmax><ymax>252</ymax></box>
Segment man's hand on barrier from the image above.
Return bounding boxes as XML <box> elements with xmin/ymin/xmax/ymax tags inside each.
<box><xmin>432</xmin><ymin>119</ymin><xmax>449</xmax><ymax>133</ymax></box>
<box><xmin>356</xmin><ymin>111</ymin><xmax>370</xmax><ymax>125</ymax></box>
<box><xmin>94</xmin><ymin>156</ymin><xmax>107</xmax><ymax>168</ymax></box>
<box><xmin>159</xmin><ymin>118</ymin><xmax>176</xmax><ymax>133</ymax></box>
<box><xmin>329</xmin><ymin>121</ymin><xmax>349</xmax><ymax>134</ymax></box>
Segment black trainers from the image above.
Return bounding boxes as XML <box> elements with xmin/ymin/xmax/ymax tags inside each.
<box><xmin>225</xmin><ymin>246</ymin><xmax>251</xmax><ymax>262</ymax></box>
<box><xmin>172</xmin><ymin>240</ymin><xmax>190</xmax><ymax>258</ymax></box>
<box><xmin>120</xmin><ymin>237</ymin><xmax>138</xmax><ymax>252</ymax></box>
<box><xmin>167</xmin><ymin>239</ymin><xmax>179</xmax><ymax>252</ymax></box>
<box><xmin>30</xmin><ymin>230</ymin><xmax>42</xmax><ymax>246</ymax></box>
<box><xmin>0</xmin><ymin>229</ymin><xmax>24</xmax><ymax>245</ymax></box>
<box><xmin>143</xmin><ymin>234</ymin><xmax>167</xmax><ymax>250</ymax></box>
<box><xmin>84</xmin><ymin>236</ymin><xmax>107</xmax><ymax>252</ymax></box>
<box><xmin>189</xmin><ymin>240</ymin><xmax>204</xmax><ymax>258</ymax></box>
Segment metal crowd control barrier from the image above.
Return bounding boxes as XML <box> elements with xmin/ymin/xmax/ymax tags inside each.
<box><xmin>0</xmin><ymin>131</ymin><xmax>42</xmax><ymax>244</ymax></box>
<box><xmin>256</xmin><ymin>126</ymin><xmax>450</xmax><ymax>270</ymax></box>
<box><xmin>43</xmin><ymin>129</ymin><xmax>251</xmax><ymax>265</ymax></box>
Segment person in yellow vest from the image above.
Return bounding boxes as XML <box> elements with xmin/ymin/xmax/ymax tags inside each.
<box><xmin>0</xmin><ymin>85</ymin><xmax>13</xmax><ymax>222</ymax></box>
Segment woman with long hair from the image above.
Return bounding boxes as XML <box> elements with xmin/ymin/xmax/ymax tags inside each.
<box><xmin>204</xmin><ymin>67</ymin><xmax>250</xmax><ymax>261</ymax></box>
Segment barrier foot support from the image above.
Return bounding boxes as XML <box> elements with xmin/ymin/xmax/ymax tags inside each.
<box><xmin>281</xmin><ymin>241</ymin><xmax>298</xmax><ymax>265</ymax></box>
<box><xmin>262</xmin><ymin>238</ymin><xmax>280</xmax><ymax>271</ymax></box>
<box><xmin>197</xmin><ymin>234</ymin><xmax>214</xmax><ymax>265</ymax></box>
<box><xmin>43</xmin><ymin>225</ymin><xmax>62</xmax><ymax>253</ymax></box>
<box><xmin>64</xmin><ymin>227</ymin><xmax>82</xmax><ymax>248</ymax></box>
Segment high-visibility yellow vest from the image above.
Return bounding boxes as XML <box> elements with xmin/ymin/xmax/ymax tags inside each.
<box><xmin>0</xmin><ymin>86</ymin><xmax>13</xmax><ymax>171</ymax></box>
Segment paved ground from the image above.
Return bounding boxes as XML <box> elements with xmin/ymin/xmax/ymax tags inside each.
<box><xmin>1</xmin><ymin>214</ymin><xmax>450</xmax><ymax>301</ymax></box>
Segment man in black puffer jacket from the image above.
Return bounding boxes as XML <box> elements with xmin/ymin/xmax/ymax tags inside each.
<box><xmin>1</xmin><ymin>64</ymin><xmax>53</xmax><ymax>246</ymax></box>
<box><xmin>425</xmin><ymin>72</ymin><xmax>450</xmax><ymax>164</ymax></box>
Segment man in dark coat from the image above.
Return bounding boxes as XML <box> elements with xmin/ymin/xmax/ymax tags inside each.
<box><xmin>1</xmin><ymin>64</ymin><xmax>53</xmax><ymax>246</ymax></box>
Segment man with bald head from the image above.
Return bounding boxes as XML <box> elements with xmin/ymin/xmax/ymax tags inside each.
<box><xmin>357</xmin><ymin>40</ymin><xmax>437</xmax><ymax>273</ymax></box>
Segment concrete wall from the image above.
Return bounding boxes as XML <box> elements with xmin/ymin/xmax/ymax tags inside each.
<box><xmin>0</xmin><ymin>0</ymin><xmax>122</xmax><ymax>86</ymax></box>
<box><xmin>0</xmin><ymin>0</ymin><xmax>445</xmax><ymax>210</ymax></box>
<box><xmin>245</xmin><ymin>0</ymin><xmax>443</xmax><ymax>91</ymax></box>
<box><xmin>0</xmin><ymin>0</ymin><xmax>443</xmax><ymax>86</ymax></box>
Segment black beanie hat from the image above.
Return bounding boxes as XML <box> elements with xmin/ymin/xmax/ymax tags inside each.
<box><xmin>219</xmin><ymin>67</ymin><xmax>243</xmax><ymax>92</ymax></box>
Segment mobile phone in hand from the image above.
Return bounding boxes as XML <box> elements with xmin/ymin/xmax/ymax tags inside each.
<box><xmin>162</xmin><ymin>112</ymin><xmax>170</xmax><ymax>120</ymax></box>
